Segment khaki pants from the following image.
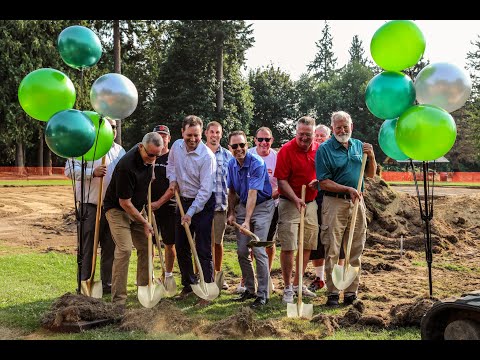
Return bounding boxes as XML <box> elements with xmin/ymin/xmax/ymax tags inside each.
<box><xmin>321</xmin><ymin>196</ymin><xmax>367</xmax><ymax>296</ymax></box>
<box><xmin>106</xmin><ymin>208</ymin><xmax>149</xmax><ymax>305</ymax></box>
<box><xmin>213</xmin><ymin>210</ymin><xmax>227</xmax><ymax>245</ymax></box>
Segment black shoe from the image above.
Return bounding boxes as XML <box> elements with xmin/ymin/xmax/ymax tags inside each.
<box><xmin>234</xmin><ymin>291</ymin><xmax>256</xmax><ymax>302</ymax></box>
<box><xmin>343</xmin><ymin>294</ymin><xmax>357</xmax><ymax>305</ymax></box>
<box><xmin>326</xmin><ymin>294</ymin><xmax>340</xmax><ymax>307</ymax></box>
<box><xmin>250</xmin><ymin>297</ymin><xmax>268</xmax><ymax>309</ymax></box>
<box><xmin>102</xmin><ymin>286</ymin><xmax>111</xmax><ymax>294</ymax></box>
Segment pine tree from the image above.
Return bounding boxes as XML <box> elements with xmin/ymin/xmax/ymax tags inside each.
<box><xmin>307</xmin><ymin>21</ymin><xmax>338</xmax><ymax>82</ymax></box>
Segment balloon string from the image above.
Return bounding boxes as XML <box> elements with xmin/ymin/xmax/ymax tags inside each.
<box><xmin>84</xmin><ymin>117</ymin><xmax>102</xmax><ymax>204</ymax></box>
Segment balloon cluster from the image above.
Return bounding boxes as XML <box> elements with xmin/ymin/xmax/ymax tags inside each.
<box><xmin>367</xmin><ymin>20</ymin><xmax>471</xmax><ymax>161</ymax></box>
<box><xmin>17</xmin><ymin>25</ymin><xmax>138</xmax><ymax>160</ymax></box>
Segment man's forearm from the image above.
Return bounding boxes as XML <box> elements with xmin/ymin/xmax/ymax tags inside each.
<box><xmin>244</xmin><ymin>189</ymin><xmax>257</xmax><ymax>223</ymax></box>
<box><xmin>365</xmin><ymin>156</ymin><xmax>377</xmax><ymax>178</ymax></box>
<box><xmin>228</xmin><ymin>189</ymin><xmax>237</xmax><ymax>217</ymax></box>
<box><xmin>119</xmin><ymin>199</ymin><xmax>147</xmax><ymax>224</ymax></box>
<box><xmin>154</xmin><ymin>188</ymin><xmax>175</xmax><ymax>208</ymax></box>
<box><xmin>278</xmin><ymin>179</ymin><xmax>298</xmax><ymax>202</ymax></box>
<box><xmin>319</xmin><ymin>179</ymin><xmax>352</xmax><ymax>193</ymax></box>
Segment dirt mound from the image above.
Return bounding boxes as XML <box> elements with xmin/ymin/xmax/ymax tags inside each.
<box><xmin>120</xmin><ymin>300</ymin><xmax>197</xmax><ymax>334</ymax></box>
<box><xmin>41</xmin><ymin>293</ymin><xmax>121</xmax><ymax>330</ymax></box>
<box><xmin>202</xmin><ymin>306</ymin><xmax>279</xmax><ymax>339</ymax></box>
<box><xmin>389</xmin><ymin>297</ymin><xmax>436</xmax><ymax>327</ymax></box>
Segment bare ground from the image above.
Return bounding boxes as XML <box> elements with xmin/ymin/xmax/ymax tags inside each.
<box><xmin>1</xmin><ymin>179</ymin><xmax>479</xmax><ymax>339</ymax></box>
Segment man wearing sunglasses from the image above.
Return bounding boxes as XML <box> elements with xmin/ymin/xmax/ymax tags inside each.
<box><xmin>104</xmin><ymin>132</ymin><xmax>163</xmax><ymax>310</ymax></box>
<box><xmin>274</xmin><ymin>116</ymin><xmax>319</xmax><ymax>304</ymax></box>
<box><xmin>227</xmin><ymin>130</ymin><xmax>275</xmax><ymax>309</ymax></box>
<box><xmin>166</xmin><ymin>115</ymin><xmax>217</xmax><ymax>303</ymax></box>
<box><xmin>65</xmin><ymin>118</ymin><xmax>125</xmax><ymax>297</ymax></box>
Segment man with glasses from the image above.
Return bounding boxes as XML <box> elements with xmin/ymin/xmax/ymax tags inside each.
<box><xmin>204</xmin><ymin>121</ymin><xmax>233</xmax><ymax>291</ymax></box>
<box><xmin>246</xmin><ymin>127</ymin><xmax>278</xmax><ymax>291</ymax></box>
<box><xmin>274</xmin><ymin>116</ymin><xmax>319</xmax><ymax>304</ymax></box>
<box><xmin>103</xmin><ymin>132</ymin><xmax>163</xmax><ymax>310</ymax></box>
<box><xmin>226</xmin><ymin>131</ymin><xmax>274</xmax><ymax>309</ymax></box>
<box><xmin>167</xmin><ymin>115</ymin><xmax>216</xmax><ymax>303</ymax></box>
<box><xmin>151</xmin><ymin>125</ymin><xmax>177</xmax><ymax>284</ymax></box>
<box><xmin>65</xmin><ymin>118</ymin><xmax>125</xmax><ymax>296</ymax></box>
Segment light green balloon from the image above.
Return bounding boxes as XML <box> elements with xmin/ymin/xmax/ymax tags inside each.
<box><xmin>378</xmin><ymin>119</ymin><xmax>409</xmax><ymax>161</ymax></box>
<box><xmin>77</xmin><ymin>111</ymin><xmax>114</xmax><ymax>161</ymax></box>
<box><xmin>395</xmin><ymin>105</ymin><xmax>457</xmax><ymax>161</ymax></box>
<box><xmin>18</xmin><ymin>68</ymin><xmax>76</xmax><ymax>121</ymax></box>
<box><xmin>370</xmin><ymin>20</ymin><xmax>426</xmax><ymax>72</ymax></box>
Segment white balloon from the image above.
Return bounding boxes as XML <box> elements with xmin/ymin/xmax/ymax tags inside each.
<box><xmin>415</xmin><ymin>62</ymin><xmax>472</xmax><ymax>113</ymax></box>
<box><xmin>90</xmin><ymin>73</ymin><xmax>138</xmax><ymax>119</ymax></box>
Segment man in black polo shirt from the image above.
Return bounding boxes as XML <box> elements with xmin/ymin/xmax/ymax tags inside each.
<box><xmin>104</xmin><ymin>132</ymin><xmax>163</xmax><ymax>308</ymax></box>
<box><xmin>151</xmin><ymin>125</ymin><xmax>176</xmax><ymax>282</ymax></box>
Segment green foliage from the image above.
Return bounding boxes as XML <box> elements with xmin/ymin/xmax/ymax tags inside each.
<box><xmin>248</xmin><ymin>65</ymin><xmax>298</xmax><ymax>146</ymax></box>
<box><xmin>307</xmin><ymin>21</ymin><xmax>338</xmax><ymax>82</ymax></box>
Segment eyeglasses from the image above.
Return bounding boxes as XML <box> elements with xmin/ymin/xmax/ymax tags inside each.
<box><xmin>141</xmin><ymin>146</ymin><xmax>161</xmax><ymax>158</ymax></box>
<box><xmin>297</xmin><ymin>132</ymin><xmax>313</xmax><ymax>138</ymax></box>
<box><xmin>256</xmin><ymin>137</ymin><xmax>271</xmax><ymax>143</ymax></box>
<box><xmin>230</xmin><ymin>143</ymin><xmax>246</xmax><ymax>150</ymax></box>
<box><xmin>111</xmin><ymin>125</ymin><xmax>117</xmax><ymax>130</ymax></box>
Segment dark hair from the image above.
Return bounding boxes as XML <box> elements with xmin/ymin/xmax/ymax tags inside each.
<box><xmin>228</xmin><ymin>130</ymin><xmax>247</xmax><ymax>143</ymax></box>
<box><xmin>182</xmin><ymin>115</ymin><xmax>203</xmax><ymax>130</ymax></box>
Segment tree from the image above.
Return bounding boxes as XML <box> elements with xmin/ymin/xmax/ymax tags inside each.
<box><xmin>348</xmin><ymin>35</ymin><xmax>369</xmax><ymax>66</ymax></box>
<box><xmin>248</xmin><ymin>65</ymin><xmax>298</xmax><ymax>146</ymax></box>
<box><xmin>307</xmin><ymin>21</ymin><xmax>338</xmax><ymax>82</ymax></box>
<box><xmin>467</xmin><ymin>35</ymin><xmax>480</xmax><ymax>98</ymax></box>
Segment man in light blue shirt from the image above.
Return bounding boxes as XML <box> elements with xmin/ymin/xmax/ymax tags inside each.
<box><xmin>227</xmin><ymin>130</ymin><xmax>274</xmax><ymax>309</ymax></box>
<box><xmin>167</xmin><ymin>115</ymin><xmax>217</xmax><ymax>299</ymax></box>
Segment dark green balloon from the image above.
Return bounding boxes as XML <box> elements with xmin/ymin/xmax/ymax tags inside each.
<box><xmin>45</xmin><ymin>109</ymin><xmax>96</xmax><ymax>158</ymax></box>
<box><xmin>365</xmin><ymin>71</ymin><xmax>416</xmax><ymax>120</ymax></box>
<box><xmin>378</xmin><ymin>119</ymin><xmax>409</xmax><ymax>161</ymax></box>
<box><xmin>396</xmin><ymin>105</ymin><xmax>457</xmax><ymax>161</ymax></box>
<box><xmin>57</xmin><ymin>26</ymin><xmax>102</xmax><ymax>70</ymax></box>
<box><xmin>77</xmin><ymin>111</ymin><xmax>114</xmax><ymax>161</ymax></box>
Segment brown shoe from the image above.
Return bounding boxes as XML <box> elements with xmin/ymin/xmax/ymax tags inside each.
<box><xmin>177</xmin><ymin>287</ymin><xmax>193</xmax><ymax>299</ymax></box>
<box><xmin>195</xmin><ymin>299</ymin><xmax>211</xmax><ymax>307</ymax></box>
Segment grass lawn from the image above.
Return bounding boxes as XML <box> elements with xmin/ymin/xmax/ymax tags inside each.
<box><xmin>0</xmin><ymin>241</ymin><xmax>420</xmax><ymax>340</ymax></box>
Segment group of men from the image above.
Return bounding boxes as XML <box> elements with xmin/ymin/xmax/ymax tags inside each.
<box><xmin>66</xmin><ymin>110</ymin><xmax>376</xmax><ymax>311</ymax></box>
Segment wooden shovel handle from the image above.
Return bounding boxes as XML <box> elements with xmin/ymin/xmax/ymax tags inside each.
<box><xmin>88</xmin><ymin>156</ymin><xmax>106</xmax><ymax>283</ymax></box>
<box><xmin>344</xmin><ymin>153</ymin><xmax>368</xmax><ymax>268</ymax></box>
<box><xmin>298</xmin><ymin>185</ymin><xmax>306</xmax><ymax>304</ymax></box>
<box><xmin>231</xmin><ymin>221</ymin><xmax>260</xmax><ymax>241</ymax></box>
<box><xmin>152</xmin><ymin>215</ymin><xmax>166</xmax><ymax>277</ymax></box>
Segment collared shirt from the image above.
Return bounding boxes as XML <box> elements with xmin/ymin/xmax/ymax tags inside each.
<box><xmin>212</xmin><ymin>146</ymin><xmax>234</xmax><ymax>211</ymax></box>
<box><xmin>103</xmin><ymin>144</ymin><xmax>154</xmax><ymax>212</ymax></box>
<box><xmin>274</xmin><ymin>138</ymin><xmax>318</xmax><ymax>202</ymax></box>
<box><xmin>316</xmin><ymin>136</ymin><xmax>365</xmax><ymax>191</ymax></box>
<box><xmin>227</xmin><ymin>152</ymin><xmax>272</xmax><ymax>205</ymax></box>
<box><xmin>64</xmin><ymin>142</ymin><xmax>126</xmax><ymax>205</ymax></box>
<box><xmin>166</xmin><ymin>139</ymin><xmax>216</xmax><ymax>218</ymax></box>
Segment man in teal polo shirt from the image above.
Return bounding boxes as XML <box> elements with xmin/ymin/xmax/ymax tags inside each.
<box><xmin>316</xmin><ymin>111</ymin><xmax>377</xmax><ymax>307</ymax></box>
<box><xmin>226</xmin><ymin>130</ymin><xmax>275</xmax><ymax>309</ymax></box>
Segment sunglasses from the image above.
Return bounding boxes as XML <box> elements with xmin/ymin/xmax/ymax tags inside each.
<box><xmin>256</xmin><ymin>137</ymin><xmax>271</xmax><ymax>143</ymax></box>
<box><xmin>111</xmin><ymin>125</ymin><xmax>117</xmax><ymax>130</ymax></box>
<box><xmin>141</xmin><ymin>146</ymin><xmax>161</xmax><ymax>158</ymax></box>
<box><xmin>230</xmin><ymin>143</ymin><xmax>246</xmax><ymax>150</ymax></box>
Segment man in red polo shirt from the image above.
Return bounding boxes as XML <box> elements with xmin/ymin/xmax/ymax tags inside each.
<box><xmin>274</xmin><ymin>116</ymin><xmax>319</xmax><ymax>304</ymax></box>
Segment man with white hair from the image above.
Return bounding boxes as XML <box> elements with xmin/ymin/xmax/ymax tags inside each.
<box><xmin>316</xmin><ymin>111</ymin><xmax>376</xmax><ymax>307</ymax></box>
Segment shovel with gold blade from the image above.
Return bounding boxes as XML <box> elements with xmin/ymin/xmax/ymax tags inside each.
<box><xmin>175</xmin><ymin>190</ymin><xmax>219</xmax><ymax>301</ymax></box>
<box><xmin>81</xmin><ymin>156</ymin><xmax>106</xmax><ymax>299</ymax></box>
<box><xmin>332</xmin><ymin>153</ymin><xmax>367</xmax><ymax>291</ymax></box>
<box><xmin>231</xmin><ymin>221</ymin><xmax>274</xmax><ymax>248</ymax></box>
<box><xmin>152</xmin><ymin>215</ymin><xmax>177</xmax><ymax>297</ymax></box>
<box><xmin>287</xmin><ymin>185</ymin><xmax>313</xmax><ymax>319</ymax></box>
<box><xmin>138</xmin><ymin>169</ymin><xmax>166</xmax><ymax>308</ymax></box>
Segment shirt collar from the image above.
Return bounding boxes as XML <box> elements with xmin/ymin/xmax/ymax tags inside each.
<box><xmin>331</xmin><ymin>136</ymin><xmax>351</xmax><ymax>150</ymax></box>
<box><xmin>234</xmin><ymin>152</ymin><xmax>252</xmax><ymax>169</ymax></box>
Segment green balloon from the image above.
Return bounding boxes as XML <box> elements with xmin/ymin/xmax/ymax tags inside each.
<box><xmin>370</xmin><ymin>20</ymin><xmax>426</xmax><ymax>72</ymax></box>
<box><xmin>365</xmin><ymin>71</ymin><xmax>416</xmax><ymax>120</ymax></box>
<box><xmin>45</xmin><ymin>109</ymin><xmax>96</xmax><ymax>158</ymax></box>
<box><xmin>77</xmin><ymin>111</ymin><xmax>114</xmax><ymax>161</ymax></box>
<box><xmin>396</xmin><ymin>105</ymin><xmax>457</xmax><ymax>161</ymax></box>
<box><xmin>378</xmin><ymin>119</ymin><xmax>409</xmax><ymax>161</ymax></box>
<box><xmin>18</xmin><ymin>68</ymin><xmax>76</xmax><ymax>121</ymax></box>
<box><xmin>57</xmin><ymin>26</ymin><xmax>102</xmax><ymax>70</ymax></box>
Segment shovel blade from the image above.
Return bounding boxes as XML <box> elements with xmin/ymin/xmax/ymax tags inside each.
<box><xmin>331</xmin><ymin>264</ymin><xmax>360</xmax><ymax>291</ymax></box>
<box><xmin>287</xmin><ymin>302</ymin><xmax>313</xmax><ymax>319</ymax></box>
<box><xmin>138</xmin><ymin>284</ymin><xmax>165</xmax><ymax>308</ymax></box>
<box><xmin>268</xmin><ymin>276</ymin><xmax>273</xmax><ymax>296</ymax></box>
<box><xmin>80</xmin><ymin>280</ymin><xmax>103</xmax><ymax>298</ymax></box>
<box><xmin>215</xmin><ymin>271</ymin><xmax>225</xmax><ymax>292</ymax></box>
<box><xmin>192</xmin><ymin>281</ymin><xmax>219</xmax><ymax>301</ymax></box>
<box><xmin>287</xmin><ymin>302</ymin><xmax>299</xmax><ymax>318</ymax></box>
<box><xmin>164</xmin><ymin>276</ymin><xmax>177</xmax><ymax>297</ymax></box>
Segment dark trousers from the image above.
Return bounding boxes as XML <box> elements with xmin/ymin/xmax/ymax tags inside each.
<box><xmin>175</xmin><ymin>194</ymin><xmax>215</xmax><ymax>290</ymax></box>
<box><xmin>79</xmin><ymin>203</ymin><xmax>115</xmax><ymax>285</ymax></box>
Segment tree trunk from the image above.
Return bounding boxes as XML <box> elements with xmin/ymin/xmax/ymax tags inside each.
<box><xmin>38</xmin><ymin>127</ymin><xmax>44</xmax><ymax>175</ymax></box>
<box><xmin>15</xmin><ymin>141</ymin><xmax>25</xmax><ymax>176</ymax></box>
<box><xmin>113</xmin><ymin>20</ymin><xmax>122</xmax><ymax>145</ymax></box>
<box><xmin>215</xmin><ymin>35</ymin><xmax>224</xmax><ymax>114</ymax></box>
<box><xmin>44</xmin><ymin>147</ymin><xmax>52</xmax><ymax>176</ymax></box>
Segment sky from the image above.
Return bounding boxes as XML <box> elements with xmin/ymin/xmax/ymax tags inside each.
<box><xmin>244</xmin><ymin>20</ymin><xmax>480</xmax><ymax>80</ymax></box>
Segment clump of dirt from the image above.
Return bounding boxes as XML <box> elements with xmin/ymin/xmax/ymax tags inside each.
<box><xmin>358</xmin><ymin>315</ymin><xmax>388</xmax><ymax>328</ymax></box>
<box><xmin>389</xmin><ymin>297</ymin><xmax>437</xmax><ymax>327</ymax></box>
<box><xmin>202</xmin><ymin>306</ymin><xmax>279</xmax><ymax>339</ymax></box>
<box><xmin>41</xmin><ymin>293</ymin><xmax>121</xmax><ymax>330</ymax></box>
<box><xmin>310</xmin><ymin>313</ymin><xmax>338</xmax><ymax>336</ymax></box>
<box><xmin>119</xmin><ymin>300</ymin><xmax>197</xmax><ymax>334</ymax></box>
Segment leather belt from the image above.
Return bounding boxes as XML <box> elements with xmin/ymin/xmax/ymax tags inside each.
<box><xmin>323</xmin><ymin>191</ymin><xmax>351</xmax><ymax>200</ymax></box>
